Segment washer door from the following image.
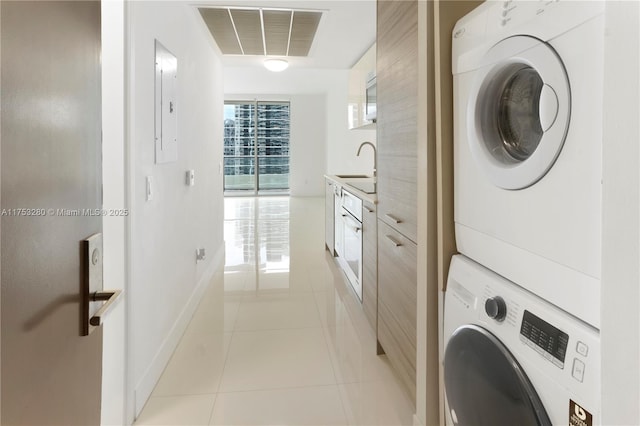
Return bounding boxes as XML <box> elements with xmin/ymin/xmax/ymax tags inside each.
<box><xmin>467</xmin><ymin>36</ymin><xmax>570</xmax><ymax>190</ymax></box>
<box><xmin>444</xmin><ymin>325</ymin><xmax>551</xmax><ymax>426</ymax></box>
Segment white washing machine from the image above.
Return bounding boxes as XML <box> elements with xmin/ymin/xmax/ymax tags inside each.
<box><xmin>453</xmin><ymin>1</ymin><xmax>605</xmax><ymax>328</ymax></box>
<box><xmin>443</xmin><ymin>255</ymin><xmax>600</xmax><ymax>426</ymax></box>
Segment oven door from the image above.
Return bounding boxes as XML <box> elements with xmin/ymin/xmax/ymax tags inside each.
<box><xmin>341</xmin><ymin>208</ymin><xmax>363</xmax><ymax>301</ymax></box>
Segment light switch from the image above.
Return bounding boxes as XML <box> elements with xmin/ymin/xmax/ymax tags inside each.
<box><xmin>146</xmin><ymin>176</ymin><xmax>154</xmax><ymax>201</ymax></box>
<box><xmin>186</xmin><ymin>170</ymin><xmax>195</xmax><ymax>186</ymax></box>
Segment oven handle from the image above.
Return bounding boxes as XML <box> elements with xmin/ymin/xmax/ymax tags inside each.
<box><xmin>341</xmin><ymin>209</ymin><xmax>362</xmax><ymax>233</ymax></box>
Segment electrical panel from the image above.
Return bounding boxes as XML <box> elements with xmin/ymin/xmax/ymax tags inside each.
<box><xmin>154</xmin><ymin>40</ymin><xmax>178</xmax><ymax>163</ymax></box>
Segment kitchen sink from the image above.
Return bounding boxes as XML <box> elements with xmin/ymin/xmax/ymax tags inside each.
<box><xmin>345</xmin><ymin>181</ymin><xmax>377</xmax><ymax>194</ymax></box>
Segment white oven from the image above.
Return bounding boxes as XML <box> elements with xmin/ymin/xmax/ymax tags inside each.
<box><xmin>339</xmin><ymin>190</ymin><xmax>363</xmax><ymax>301</ymax></box>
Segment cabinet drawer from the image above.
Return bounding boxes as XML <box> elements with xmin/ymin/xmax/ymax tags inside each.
<box><xmin>377</xmin><ymin>220</ymin><xmax>417</xmax><ymax>400</ymax></box>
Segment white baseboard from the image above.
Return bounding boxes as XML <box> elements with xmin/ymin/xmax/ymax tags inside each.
<box><xmin>133</xmin><ymin>243</ymin><xmax>224</xmax><ymax>417</ymax></box>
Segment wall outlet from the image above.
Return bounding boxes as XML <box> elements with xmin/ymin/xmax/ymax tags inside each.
<box><xmin>196</xmin><ymin>248</ymin><xmax>206</xmax><ymax>263</ymax></box>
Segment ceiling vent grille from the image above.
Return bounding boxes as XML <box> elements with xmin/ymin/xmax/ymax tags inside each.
<box><xmin>199</xmin><ymin>7</ymin><xmax>322</xmax><ymax>57</ymax></box>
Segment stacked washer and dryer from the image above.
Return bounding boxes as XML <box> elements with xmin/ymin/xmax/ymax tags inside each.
<box><xmin>445</xmin><ymin>1</ymin><xmax>605</xmax><ymax>425</ymax></box>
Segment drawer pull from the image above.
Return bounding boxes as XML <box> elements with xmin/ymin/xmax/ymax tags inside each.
<box><xmin>385</xmin><ymin>213</ymin><xmax>401</xmax><ymax>223</ymax></box>
<box><xmin>385</xmin><ymin>235</ymin><xmax>402</xmax><ymax>247</ymax></box>
<box><xmin>364</xmin><ymin>206</ymin><xmax>374</xmax><ymax>213</ymax></box>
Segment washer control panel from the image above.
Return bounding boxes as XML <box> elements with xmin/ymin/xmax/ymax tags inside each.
<box><xmin>519</xmin><ymin>310</ymin><xmax>569</xmax><ymax>369</ymax></box>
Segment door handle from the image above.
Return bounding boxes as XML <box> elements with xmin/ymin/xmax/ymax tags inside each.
<box><xmin>82</xmin><ymin>233</ymin><xmax>123</xmax><ymax>335</ymax></box>
<box><xmin>385</xmin><ymin>234</ymin><xmax>402</xmax><ymax>247</ymax></box>
<box><xmin>89</xmin><ymin>290</ymin><xmax>123</xmax><ymax>326</ymax></box>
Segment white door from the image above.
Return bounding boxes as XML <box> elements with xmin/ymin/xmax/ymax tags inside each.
<box><xmin>445</xmin><ymin>325</ymin><xmax>551</xmax><ymax>426</ymax></box>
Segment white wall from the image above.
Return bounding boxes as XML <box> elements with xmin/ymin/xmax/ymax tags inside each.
<box><xmin>101</xmin><ymin>1</ymin><xmax>126</xmax><ymax>424</ymax></box>
<box><xmin>289</xmin><ymin>94</ymin><xmax>327</xmax><ymax>196</ymax></box>
<box><xmin>601</xmin><ymin>2</ymin><xmax>640</xmax><ymax>424</ymax></box>
<box><xmin>326</xmin><ymin>75</ymin><xmax>377</xmax><ymax>177</ymax></box>
<box><xmin>224</xmin><ymin>67</ymin><xmax>376</xmax><ymax>196</ymax></box>
<box><xmin>127</xmin><ymin>1</ymin><xmax>225</xmax><ymax>420</ymax></box>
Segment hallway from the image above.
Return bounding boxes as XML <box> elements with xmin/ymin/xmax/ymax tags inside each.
<box><xmin>135</xmin><ymin>197</ymin><xmax>414</xmax><ymax>425</ymax></box>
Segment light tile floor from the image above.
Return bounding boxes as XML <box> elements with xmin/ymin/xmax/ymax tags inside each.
<box><xmin>135</xmin><ymin>196</ymin><xmax>415</xmax><ymax>425</ymax></box>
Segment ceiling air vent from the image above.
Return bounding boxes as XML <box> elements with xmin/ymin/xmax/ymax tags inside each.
<box><xmin>198</xmin><ymin>7</ymin><xmax>322</xmax><ymax>57</ymax></box>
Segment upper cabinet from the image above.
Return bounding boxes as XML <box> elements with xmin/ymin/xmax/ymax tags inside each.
<box><xmin>375</xmin><ymin>0</ymin><xmax>418</xmax><ymax>404</ymax></box>
<box><xmin>376</xmin><ymin>2</ymin><xmax>418</xmax><ymax>244</ymax></box>
<box><xmin>348</xmin><ymin>43</ymin><xmax>377</xmax><ymax>129</ymax></box>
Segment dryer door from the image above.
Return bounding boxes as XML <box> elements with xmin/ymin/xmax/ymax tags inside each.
<box><xmin>467</xmin><ymin>36</ymin><xmax>570</xmax><ymax>190</ymax></box>
<box><xmin>444</xmin><ymin>325</ymin><xmax>551</xmax><ymax>426</ymax></box>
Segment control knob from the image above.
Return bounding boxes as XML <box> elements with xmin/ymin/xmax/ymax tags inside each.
<box><xmin>485</xmin><ymin>296</ymin><xmax>507</xmax><ymax>322</ymax></box>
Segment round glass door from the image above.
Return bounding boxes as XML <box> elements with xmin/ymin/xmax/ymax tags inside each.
<box><xmin>468</xmin><ymin>36</ymin><xmax>570</xmax><ymax>190</ymax></box>
<box><xmin>497</xmin><ymin>66</ymin><xmax>544</xmax><ymax>161</ymax></box>
<box><xmin>444</xmin><ymin>325</ymin><xmax>551</xmax><ymax>426</ymax></box>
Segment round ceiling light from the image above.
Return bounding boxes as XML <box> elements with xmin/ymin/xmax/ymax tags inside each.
<box><xmin>264</xmin><ymin>58</ymin><xmax>289</xmax><ymax>72</ymax></box>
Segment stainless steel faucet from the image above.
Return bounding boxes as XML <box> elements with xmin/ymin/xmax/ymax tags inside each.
<box><xmin>356</xmin><ymin>141</ymin><xmax>377</xmax><ymax>177</ymax></box>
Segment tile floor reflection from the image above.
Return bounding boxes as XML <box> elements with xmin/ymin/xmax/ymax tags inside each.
<box><xmin>135</xmin><ymin>197</ymin><xmax>415</xmax><ymax>425</ymax></box>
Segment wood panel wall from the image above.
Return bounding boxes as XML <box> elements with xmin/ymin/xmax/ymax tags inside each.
<box><xmin>431</xmin><ymin>1</ymin><xmax>483</xmax><ymax>424</ymax></box>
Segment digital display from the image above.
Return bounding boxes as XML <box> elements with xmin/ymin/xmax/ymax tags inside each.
<box><xmin>520</xmin><ymin>310</ymin><xmax>569</xmax><ymax>366</ymax></box>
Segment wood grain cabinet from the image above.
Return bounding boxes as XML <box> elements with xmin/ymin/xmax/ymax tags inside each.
<box><xmin>376</xmin><ymin>0</ymin><xmax>418</xmax><ymax>244</ymax></box>
<box><xmin>375</xmin><ymin>0</ymin><xmax>418</xmax><ymax>403</ymax></box>
<box><xmin>325</xmin><ymin>179</ymin><xmax>335</xmax><ymax>254</ymax></box>
<box><xmin>377</xmin><ymin>221</ymin><xmax>417</xmax><ymax>398</ymax></box>
<box><xmin>362</xmin><ymin>200</ymin><xmax>378</xmax><ymax>331</ymax></box>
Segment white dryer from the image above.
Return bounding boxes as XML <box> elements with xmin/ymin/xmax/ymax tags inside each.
<box><xmin>443</xmin><ymin>255</ymin><xmax>600</xmax><ymax>426</ymax></box>
<box><xmin>453</xmin><ymin>1</ymin><xmax>605</xmax><ymax>328</ymax></box>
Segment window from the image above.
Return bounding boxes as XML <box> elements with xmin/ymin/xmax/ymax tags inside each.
<box><xmin>223</xmin><ymin>101</ymin><xmax>290</xmax><ymax>193</ymax></box>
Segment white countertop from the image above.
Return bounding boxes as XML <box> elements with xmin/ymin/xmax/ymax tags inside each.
<box><xmin>324</xmin><ymin>174</ymin><xmax>377</xmax><ymax>204</ymax></box>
